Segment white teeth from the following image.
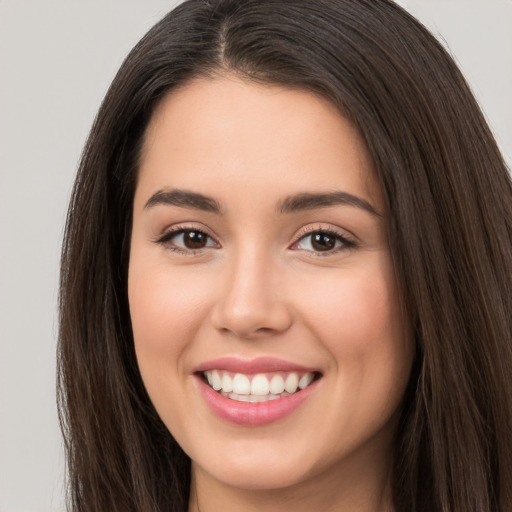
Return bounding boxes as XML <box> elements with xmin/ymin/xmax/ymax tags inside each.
<box><xmin>284</xmin><ymin>373</ymin><xmax>299</xmax><ymax>393</ymax></box>
<box><xmin>251</xmin><ymin>374</ymin><xmax>270</xmax><ymax>396</ymax></box>
<box><xmin>299</xmin><ymin>372</ymin><xmax>314</xmax><ymax>389</ymax></box>
<box><xmin>221</xmin><ymin>373</ymin><xmax>233</xmax><ymax>393</ymax></box>
<box><xmin>211</xmin><ymin>370</ymin><xmax>222</xmax><ymax>391</ymax></box>
<box><xmin>204</xmin><ymin>370</ymin><xmax>316</xmax><ymax>399</ymax></box>
<box><xmin>222</xmin><ymin>392</ymin><xmax>283</xmax><ymax>402</ymax></box>
<box><xmin>232</xmin><ymin>373</ymin><xmax>251</xmax><ymax>395</ymax></box>
<box><xmin>269</xmin><ymin>374</ymin><xmax>285</xmax><ymax>394</ymax></box>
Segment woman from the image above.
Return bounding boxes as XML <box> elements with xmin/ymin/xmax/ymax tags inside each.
<box><xmin>58</xmin><ymin>1</ymin><xmax>512</xmax><ymax>511</ymax></box>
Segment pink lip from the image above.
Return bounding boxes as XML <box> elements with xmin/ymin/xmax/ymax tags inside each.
<box><xmin>196</xmin><ymin>377</ymin><xmax>320</xmax><ymax>426</ymax></box>
<box><xmin>194</xmin><ymin>356</ymin><xmax>317</xmax><ymax>374</ymax></box>
<box><xmin>193</xmin><ymin>357</ymin><xmax>321</xmax><ymax>426</ymax></box>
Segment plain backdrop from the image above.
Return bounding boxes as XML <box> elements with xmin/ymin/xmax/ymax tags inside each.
<box><xmin>0</xmin><ymin>1</ymin><xmax>510</xmax><ymax>511</ymax></box>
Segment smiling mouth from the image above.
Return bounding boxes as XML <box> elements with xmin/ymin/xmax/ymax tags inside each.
<box><xmin>200</xmin><ymin>370</ymin><xmax>322</xmax><ymax>403</ymax></box>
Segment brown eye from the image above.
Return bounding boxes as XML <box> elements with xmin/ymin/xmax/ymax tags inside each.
<box><xmin>292</xmin><ymin>229</ymin><xmax>355</xmax><ymax>254</ymax></box>
<box><xmin>157</xmin><ymin>228</ymin><xmax>218</xmax><ymax>252</ymax></box>
<box><xmin>182</xmin><ymin>230</ymin><xmax>208</xmax><ymax>249</ymax></box>
<box><xmin>311</xmin><ymin>233</ymin><xmax>337</xmax><ymax>251</ymax></box>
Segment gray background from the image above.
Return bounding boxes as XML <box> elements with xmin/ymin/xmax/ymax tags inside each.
<box><xmin>0</xmin><ymin>1</ymin><xmax>510</xmax><ymax>511</ymax></box>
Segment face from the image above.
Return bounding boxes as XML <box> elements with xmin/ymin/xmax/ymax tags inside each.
<box><xmin>129</xmin><ymin>76</ymin><xmax>413</xmax><ymax>497</ymax></box>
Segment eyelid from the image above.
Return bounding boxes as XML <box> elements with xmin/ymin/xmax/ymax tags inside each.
<box><xmin>154</xmin><ymin>223</ymin><xmax>221</xmax><ymax>252</ymax></box>
<box><xmin>153</xmin><ymin>222</ymin><xmax>356</xmax><ymax>255</ymax></box>
<box><xmin>289</xmin><ymin>224</ymin><xmax>357</xmax><ymax>254</ymax></box>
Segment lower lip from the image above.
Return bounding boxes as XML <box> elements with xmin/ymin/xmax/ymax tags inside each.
<box><xmin>196</xmin><ymin>376</ymin><xmax>320</xmax><ymax>426</ymax></box>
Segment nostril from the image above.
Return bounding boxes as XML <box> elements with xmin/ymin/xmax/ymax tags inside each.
<box><xmin>255</xmin><ymin>327</ymin><xmax>274</xmax><ymax>334</ymax></box>
<box><xmin>210</xmin><ymin>281</ymin><xmax>293</xmax><ymax>339</ymax></box>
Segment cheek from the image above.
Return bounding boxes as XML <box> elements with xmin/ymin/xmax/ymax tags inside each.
<box><xmin>297</xmin><ymin>261</ymin><xmax>412</xmax><ymax>408</ymax></box>
<box><xmin>128</xmin><ymin>260</ymin><xmax>211</xmax><ymax>382</ymax></box>
<box><xmin>302</xmin><ymin>268</ymin><xmax>402</xmax><ymax>348</ymax></box>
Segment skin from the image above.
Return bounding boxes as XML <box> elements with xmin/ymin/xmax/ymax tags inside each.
<box><xmin>128</xmin><ymin>75</ymin><xmax>414</xmax><ymax>512</ymax></box>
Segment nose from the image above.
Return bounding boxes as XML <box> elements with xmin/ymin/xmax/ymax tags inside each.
<box><xmin>210</xmin><ymin>249</ymin><xmax>293</xmax><ymax>340</ymax></box>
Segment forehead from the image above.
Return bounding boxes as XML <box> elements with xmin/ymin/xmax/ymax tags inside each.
<box><xmin>137</xmin><ymin>75</ymin><xmax>382</xmax><ymax>212</ymax></box>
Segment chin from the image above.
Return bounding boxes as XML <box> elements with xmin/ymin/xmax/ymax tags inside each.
<box><xmin>196</xmin><ymin>456</ymin><xmax>312</xmax><ymax>491</ymax></box>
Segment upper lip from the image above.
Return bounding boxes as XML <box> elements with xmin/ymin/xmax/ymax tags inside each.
<box><xmin>194</xmin><ymin>356</ymin><xmax>320</xmax><ymax>375</ymax></box>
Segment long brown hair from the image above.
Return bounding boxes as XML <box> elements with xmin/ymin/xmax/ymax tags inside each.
<box><xmin>58</xmin><ymin>1</ymin><xmax>512</xmax><ymax>510</ymax></box>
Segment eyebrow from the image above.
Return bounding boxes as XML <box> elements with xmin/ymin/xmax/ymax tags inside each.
<box><xmin>278</xmin><ymin>191</ymin><xmax>382</xmax><ymax>217</ymax></box>
<box><xmin>144</xmin><ymin>188</ymin><xmax>381</xmax><ymax>217</ymax></box>
<box><xmin>144</xmin><ymin>189</ymin><xmax>222</xmax><ymax>213</ymax></box>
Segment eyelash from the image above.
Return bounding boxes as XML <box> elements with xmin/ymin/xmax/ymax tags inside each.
<box><xmin>291</xmin><ymin>226</ymin><xmax>357</xmax><ymax>256</ymax></box>
<box><xmin>154</xmin><ymin>225</ymin><xmax>217</xmax><ymax>255</ymax></box>
<box><xmin>154</xmin><ymin>225</ymin><xmax>357</xmax><ymax>256</ymax></box>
